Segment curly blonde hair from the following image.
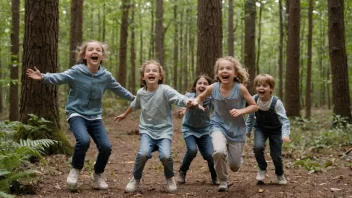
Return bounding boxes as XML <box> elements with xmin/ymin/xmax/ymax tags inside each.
<box><xmin>75</xmin><ymin>40</ymin><xmax>110</xmax><ymax>64</ymax></box>
<box><xmin>214</xmin><ymin>56</ymin><xmax>249</xmax><ymax>84</ymax></box>
<box><xmin>139</xmin><ymin>60</ymin><xmax>165</xmax><ymax>87</ymax></box>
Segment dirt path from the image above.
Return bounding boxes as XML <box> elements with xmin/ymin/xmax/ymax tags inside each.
<box><xmin>18</xmin><ymin>113</ymin><xmax>351</xmax><ymax>198</ymax></box>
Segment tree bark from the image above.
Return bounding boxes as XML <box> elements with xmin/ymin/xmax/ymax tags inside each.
<box><xmin>69</xmin><ymin>0</ymin><xmax>83</xmax><ymax>68</ymax></box>
<box><xmin>130</xmin><ymin>3</ymin><xmax>136</xmax><ymax>94</ymax></box>
<box><xmin>228</xmin><ymin>0</ymin><xmax>234</xmax><ymax>56</ymax></box>
<box><xmin>117</xmin><ymin>0</ymin><xmax>130</xmax><ymax>87</ymax></box>
<box><xmin>284</xmin><ymin>0</ymin><xmax>300</xmax><ymax>117</ymax></box>
<box><xmin>328</xmin><ymin>0</ymin><xmax>352</xmax><ymax>123</ymax></box>
<box><xmin>197</xmin><ymin>0</ymin><xmax>222</xmax><ymax>78</ymax></box>
<box><xmin>305</xmin><ymin>0</ymin><xmax>313</xmax><ymax>119</ymax></box>
<box><xmin>278</xmin><ymin>0</ymin><xmax>284</xmax><ymax>100</ymax></box>
<box><xmin>173</xmin><ymin>4</ymin><xmax>179</xmax><ymax>89</ymax></box>
<box><xmin>155</xmin><ymin>0</ymin><xmax>165</xmax><ymax>78</ymax></box>
<box><xmin>10</xmin><ymin>0</ymin><xmax>20</xmax><ymax>121</ymax></box>
<box><xmin>20</xmin><ymin>0</ymin><xmax>72</xmax><ymax>154</ymax></box>
<box><xmin>244</xmin><ymin>0</ymin><xmax>256</xmax><ymax>94</ymax></box>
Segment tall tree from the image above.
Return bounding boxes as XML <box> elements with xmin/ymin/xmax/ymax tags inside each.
<box><xmin>129</xmin><ymin>2</ymin><xmax>136</xmax><ymax>94</ymax></box>
<box><xmin>197</xmin><ymin>0</ymin><xmax>222</xmax><ymax>78</ymax></box>
<box><xmin>68</xmin><ymin>0</ymin><xmax>83</xmax><ymax>68</ymax></box>
<box><xmin>117</xmin><ymin>0</ymin><xmax>130</xmax><ymax>87</ymax></box>
<box><xmin>20</xmin><ymin>0</ymin><xmax>72</xmax><ymax>154</ymax></box>
<box><xmin>305</xmin><ymin>0</ymin><xmax>313</xmax><ymax>119</ymax></box>
<box><xmin>244</xmin><ymin>0</ymin><xmax>256</xmax><ymax>94</ymax></box>
<box><xmin>173</xmin><ymin>4</ymin><xmax>179</xmax><ymax>89</ymax></box>
<box><xmin>278</xmin><ymin>0</ymin><xmax>284</xmax><ymax>99</ymax></box>
<box><xmin>155</xmin><ymin>0</ymin><xmax>165</xmax><ymax>73</ymax></box>
<box><xmin>256</xmin><ymin>0</ymin><xmax>263</xmax><ymax>76</ymax></box>
<box><xmin>328</xmin><ymin>0</ymin><xmax>351</xmax><ymax>123</ymax></box>
<box><xmin>9</xmin><ymin>0</ymin><xmax>20</xmax><ymax>121</ymax></box>
<box><xmin>284</xmin><ymin>0</ymin><xmax>300</xmax><ymax>117</ymax></box>
<box><xmin>228</xmin><ymin>0</ymin><xmax>234</xmax><ymax>56</ymax></box>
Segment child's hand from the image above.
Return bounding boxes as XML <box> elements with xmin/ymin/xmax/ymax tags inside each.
<box><xmin>197</xmin><ymin>104</ymin><xmax>206</xmax><ymax>112</ymax></box>
<box><xmin>191</xmin><ymin>99</ymin><xmax>199</xmax><ymax>107</ymax></box>
<box><xmin>282</xmin><ymin>136</ymin><xmax>291</xmax><ymax>143</ymax></box>
<box><xmin>246</xmin><ymin>133</ymin><xmax>251</xmax><ymax>138</ymax></box>
<box><xmin>186</xmin><ymin>99</ymin><xmax>194</xmax><ymax>108</ymax></box>
<box><xmin>26</xmin><ymin>66</ymin><xmax>43</xmax><ymax>80</ymax></box>
<box><xmin>229</xmin><ymin>108</ymin><xmax>244</xmax><ymax>117</ymax></box>
<box><xmin>114</xmin><ymin>114</ymin><xmax>127</xmax><ymax>122</ymax></box>
<box><xmin>178</xmin><ymin>108</ymin><xmax>186</xmax><ymax>116</ymax></box>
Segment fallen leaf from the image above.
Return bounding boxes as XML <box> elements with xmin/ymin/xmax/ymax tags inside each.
<box><xmin>333</xmin><ymin>175</ymin><xmax>343</xmax><ymax>180</ymax></box>
<box><xmin>258</xmin><ymin>189</ymin><xmax>265</xmax><ymax>193</ymax></box>
<box><xmin>330</xmin><ymin>188</ymin><xmax>342</xmax><ymax>192</ymax></box>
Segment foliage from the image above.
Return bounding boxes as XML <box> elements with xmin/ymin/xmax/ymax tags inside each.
<box><xmin>0</xmin><ymin>130</ymin><xmax>58</xmax><ymax>195</ymax></box>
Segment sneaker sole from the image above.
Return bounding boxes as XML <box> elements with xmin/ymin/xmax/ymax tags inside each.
<box><xmin>67</xmin><ymin>183</ymin><xmax>78</xmax><ymax>192</ymax></box>
<box><xmin>218</xmin><ymin>187</ymin><xmax>228</xmax><ymax>192</ymax></box>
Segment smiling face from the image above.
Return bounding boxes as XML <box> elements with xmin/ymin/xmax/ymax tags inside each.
<box><xmin>256</xmin><ymin>82</ymin><xmax>273</xmax><ymax>101</ymax></box>
<box><xmin>216</xmin><ymin>59</ymin><xmax>236</xmax><ymax>84</ymax></box>
<box><xmin>142</xmin><ymin>63</ymin><xmax>163</xmax><ymax>88</ymax></box>
<box><xmin>195</xmin><ymin>77</ymin><xmax>210</xmax><ymax>96</ymax></box>
<box><xmin>83</xmin><ymin>41</ymin><xmax>104</xmax><ymax>68</ymax></box>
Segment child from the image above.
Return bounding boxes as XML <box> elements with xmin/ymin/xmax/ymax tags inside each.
<box><xmin>176</xmin><ymin>75</ymin><xmax>218</xmax><ymax>185</ymax></box>
<box><xmin>26</xmin><ymin>40</ymin><xmax>135</xmax><ymax>191</ymax></box>
<box><xmin>114</xmin><ymin>60</ymin><xmax>192</xmax><ymax>193</ymax></box>
<box><xmin>245</xmin><ymin>74</ymin><xmax>290</xmax><ymax>185</ymax></box>
<box><xmin>191</xmin><ymin>56</ymin><xmax>258</xmax><ymax>192</ymax></box>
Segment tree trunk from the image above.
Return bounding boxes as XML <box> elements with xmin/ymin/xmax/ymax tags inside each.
<box><xmin>173</xmin><ymin>4</ymin><xmax>179</xmax><ymax>89</ymax></box>
<box><xmin>197</xmin><ymin>0</ymin><xmax>222</xmax><ymax>78</ymax></box>
<box><xmin>327</xmin><ymin>0</ymin><xmax>352</xmax><ymax>123</ymax></box>
<box><xmin>244</xmin><ymin>0</ymin><xmax>256</xmax><ymax>94</ymax></box>
<box><xmin>20</xmin><ymin>0</ymin><xmax>72</xmax><ymax>154</ymax></box>
<box><xmin>228</xmin><ymin>0</ymin><xmax>234</xmax><ymax>57</ymax></box>
<box><xmin>155</xmin><ymin>0</ymin><xmax>165</xmax><ymax>79</ymax></box>
<box><xmin>305</xmin><ymin>0</ymin><xmax>313</xmax><ymax>119</ymax></box>
<box><xmin>69</xmin><ymin>0</ymin><xmax>83</xmax><ymax>68</ymax></box>
<box><xmin>117</xmin><ymin>0</ymin><xmax>130</xmax><ymax>87</ymax></box>
<box><xmin>256</xmin><ymin>0</ymin><xmax>263</xmax><ymax>76</ymax></box>
<box><xmin>9</xmin><ymin>0</ymin><xmax>20</xmax><ymax>121</ymax></box>
<box><xmin>278</xmin><ymin>0</ymin><xmax>284</xmax><ymax>100</ymax></box>
<box><xmin>284</xmin><ymin>0</ymin><xmax>300</xmax><ymax>117</ymax></box>
<box><xmin>148</xmin><ymin>1</ymin><xmax>155</xmax><ymax>60</ymax></box>
<box><xmin>130</xmin><ymin>3</ymin><xmax>136</xmax><ymax>94</ymax></box>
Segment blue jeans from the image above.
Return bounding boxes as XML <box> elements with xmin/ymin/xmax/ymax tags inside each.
<box><xmin>180</xmin><ymin>135</ymin><xmax>217</xmax><ymax>180</ymax></box>
<box><xmin>69</xmin><ymin>116</ymin><xmax>112</xmax><ymax>174</ymax></box>
<box><xmin>133</xmin><ymin>133</ymin><xmax>174</xmax><ymax>179</ymax></box>
<box><xmin>253</xmin><ymin>127</ymin><xmax>284</xmax><ymax>176</ymax></box>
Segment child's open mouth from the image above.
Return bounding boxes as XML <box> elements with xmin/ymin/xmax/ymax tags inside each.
<box><xmin>148</xmin><ymin>77</ymin><xmax>155</xmax><ymax>80</ymax></box>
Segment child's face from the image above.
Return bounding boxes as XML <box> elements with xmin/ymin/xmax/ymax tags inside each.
<box><xmin>195</xmin><ymin>77</ymin><xmax>209</xmax><ymax>96</ymax></box>
<box><xmin>256</xmin><ymin>82</ymin><xmax>273</xmax><ymax>99</ymax></box>
<box><xmin>217</xmin><ymin>60</ymin><xmax>235</xmax><ymax>83</ymax></box>
<box><xmin>142</xmin><ymin>63</ymin><xmax>162</xmax><ymax>86</ymax></box>
<box><xmin>84</xmin><ymin>42</ymin><xmax>103</xmax><ymax>67</ymax></box>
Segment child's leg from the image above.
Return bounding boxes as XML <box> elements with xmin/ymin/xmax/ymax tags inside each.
<box><xmin>68</xmin><ymin>116</ymin><xmax>91</xmax><ymax>170</ymax></box>
<box><xmin>89</xmin><ymin>119</ymin><xmax>112</xmax><ymax>174</ymax></box>
<box><xmin>268</xmin><ymin>130</ymin><xmax>284</xmax><ymax>176</ymax></box>
<box><xmin>157</xmin><ymin>138</ymin><xmax>174</xmax><ymax>178</ymax></box>
<box><xmin>133</xmin><ymin>133</ymin><xmax>155</xmax><ymax>179</ymax></box>
<box><xmin>253</xmin><ymin>128</ymin><xmax>268</xmax><ymax>171</ymax></box>
<box><xmin>211</xmin><ymin>131</ymin><xmax>228</xmax><ymax>182</ymax></box>
<box><xmin>197</xmin><ymin>135</ymin><xmax>217</xmax><ymax>181</ymax></box>
<box><xmin>179</xmin><ymin>136</ymin><xmax>198</xmax><ymax>174</ymax></box>
<box><xmin>227</xmin><ymin>141</ymin><xmax>245</xmax><ymax>172</ymax></box>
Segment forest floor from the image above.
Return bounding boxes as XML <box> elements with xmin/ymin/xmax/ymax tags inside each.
<box><xmin>17</xmin><ymin>110</ymin><xmax>352</xmax><ymax>198</ymax></box>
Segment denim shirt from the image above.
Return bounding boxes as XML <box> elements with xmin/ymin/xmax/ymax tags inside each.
<box><xmin>210</xmin><ymin>82</ymin><xmax>246</xmax><ymax>143</ymax></box>
<box><xmin>246</xmin><ymin>95</ymin><xmax>290</xmax><ymax>137</ymax></box>
<box><xmin>182</xmin><ymin>92</ymin><xmax>212</xmax><ymax>138</ymax></box>
<box><xmin>131</xmin><ymin>84</ymin><xmax>188</xmax><ymax>140</ymax></box>
<box><xmin>42</xmin><ymin>64</ymin><xmax>135</xmax><ymax>119</ymax></box>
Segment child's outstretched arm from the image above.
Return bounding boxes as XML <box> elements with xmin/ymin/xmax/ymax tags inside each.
<box><xmin>114</xmin><ymin>107</ymin><xmax>133</xmax><ymax>122</ymax></box>
<box><xmin>229</xmin><ymin>84</ymin><xmax>258</xmax><ymax>117</ymax></box>
<box><xmin>26</xmin><ymin>66</ymin><xmax>43</xmax><ymax>80</ymax></box>
<box><xmin>191</xmin><ymin>84</ymin><xmax>214</xmax><ymax>108</ymax></box>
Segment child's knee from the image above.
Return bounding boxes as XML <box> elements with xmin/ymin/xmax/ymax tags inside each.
<box><xmin>229</xmin><ymin>163</ymin><xmax>241</xmax><ymax>172</ymax></box>
<box><xmin>212</xmin><ymin>150</ymin><xmax>226</xmax><ymax>160</ymax></box>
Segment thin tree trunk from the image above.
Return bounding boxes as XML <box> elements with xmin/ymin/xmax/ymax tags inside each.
<box><xmin>102</xmin><ymin>2</ymin><xmax>106</xmax><ymax>42</ymax></box>
<box><xmin>155</xmin><ymin>0</ymin><xmax>165</xmax><ymax>78</ymax></box>
<box><xmin>228</xmin><ymin>0</ymin><xmax>234</xmax><ymax>56</ymax></box>
<box><xmin>244</xmin><ymin>0</ymin><xmax>256</xmax><ymax>94</ymax></box>
<box><xmin>10</xmin><ymin>0</ymin><xmax>20</xmax><ymax>121</ymax></box>
<box><xmin>148</xmin><ymin>1</ymin><xmax>155</xmax><ymax>60</ymax></box>
<box><xmin>130</xmin><ymin>3</ymin><xmax>136</xmax><ymax>94</ymax></box>
<box><xmin>173</xmin><ymin>4</ymin><xmax>179</xmax><ymax>89</ymax></box>
<box><xmin>328</xmin><ymin>0</ymin><xmax>352</xmax><ymax>123</ymax></box>
<box><xmin>256</xmin><ymin>0</ymin><xmax>263</xmax><ymax>76</ymax></box>
<box><xmin>278</xmin><ymin>0</ymin><xmax>284</xmax><ymax>100</ymax></box>
<box><xmin>117</xmin><ymin>0</ymin><xmax>130</xmax><ymax>87</ymax></box>
<box><xmin>305</xmin><ymin>0</ymin><xmax>313</xmax><ymax>119</ymax></box>
<box><xmin>284</xmin><ymin>0</ymin><xmax>300</xmax><ymax>117</ymax></box>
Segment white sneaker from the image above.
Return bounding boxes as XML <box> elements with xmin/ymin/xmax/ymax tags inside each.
<box><xmin>91</xmin><ymin>172</ymin><xmax>108</xmax><ymax>190</ymax></box>
<box><xmin>218</xmin><ymin>181</ymin><xmax>228</xmax><ymax>192</ymax></box>
<box><xmin>125</xmin><ymin>177</ymin><xmax>140</xmax><ymax>192</ymax></box>
<box><xmin>166</xmin><ymin>177</ymin><xmax>177</xmax><ymax>193</ymax></box>
<box><xmin>277</xmin><ymin>175</ymin><xmax>287</xmax><ymax>185</ymax></box>
<box><xmin>67</xmin><ymin>168</ymin><xmax>80</xmax><ymax>191</ymax></box>
<box><xmin>256</xmin><ymin>169</ymin><xmax>266</xmax><ymax>181</ymax></box>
